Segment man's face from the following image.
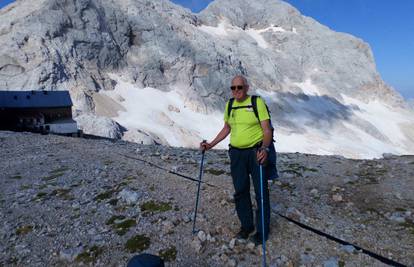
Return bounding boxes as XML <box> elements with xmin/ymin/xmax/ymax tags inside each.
<box><xmin>231</xmin><ymin>78</ymin><xmax>248</xmax><ymax>101</ymax></box>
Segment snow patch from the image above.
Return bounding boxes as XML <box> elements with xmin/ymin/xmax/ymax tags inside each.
<box><xmin>198</xmin><ymin>21</ymin><xmax>296</xmax><ymax>49</ymax></box>
<box><xmin>101</xmin><ymin>75</ymin><xmax>227</xmax><ymax>148</ymax></box>
<box><xmin>244</xmin><ymin>28</ymin><xmax>269</xmax><ymax>48</ymax></box>
<box><xmin>340</xmin><ymin>94</ymin><xmax>412</xmax><ymax>149</ymax></box>
<box><xmin>293</xmin><ymin>79</ymin><xmax>321</xmax><ymax>96</ymax></box>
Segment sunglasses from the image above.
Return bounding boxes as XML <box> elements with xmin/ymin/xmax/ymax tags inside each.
<box><xmin>230</xmin><ymin>85</ymin><xmax>244</xmax><ymax>91</ymax></box>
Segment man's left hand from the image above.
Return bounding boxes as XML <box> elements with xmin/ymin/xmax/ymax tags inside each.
<box><xmin>256</xmin><ymin>148</ymin><xmax>268</xmax><ymax>165</ymax></box>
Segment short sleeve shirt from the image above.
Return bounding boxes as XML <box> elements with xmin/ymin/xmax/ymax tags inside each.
<box><xmin>224</xmin><ymin>96</ymin><xmax>270</xmax><ymax>148</ymax></box>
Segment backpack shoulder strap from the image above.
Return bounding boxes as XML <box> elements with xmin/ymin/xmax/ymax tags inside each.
<box><xmin>227</xmin><ymin>98</ymin><xmax>235</xmax><ymax>118</ymax></box>
<box><xmin>251</xmin><ymin>95</ymin><xmax>260</xmax><ymax>121</ymax></box>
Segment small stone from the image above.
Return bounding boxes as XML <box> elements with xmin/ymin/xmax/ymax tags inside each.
<box><xmin>221</xmin><ymin>244</ymin><xmax>229</xmax><ymax>252</ymax></box>
<box><xmin>331</xmin><ymin>186</ymin><xmax>341</xmax><ymax>192</ymax></box>
<box><xmin>300</xmin><ymin>253</ymin><xmax>315</xmax><ymax>264</ymax></box>
<box><xmin>197</xmin><ymin>230</ymin><xmax>206</xmax><ymax>242</ymax></box>
<box><xmin>310</xmin><ymin>189</ymin><xmax>319</xmax><ymax>197</ymax></box>
<box><xmin>59</xmin><ymin>247</ymin><xmax>83</xmax><ymax>262</ymax></box>
<box><xmin>220</xmin><ymin>254</ymin><xmax>229</xmax><ymax>262</ymax></box>
<box><xmin>182</xmin><ymin>214</ymin><xmax>191</xmax><ymax>223</ymax></box>
<box><xmin>227</xmin><ymin>258</ymin><xmax>237</xmax><ymax>267</ymax></box>
<box><xmin>286</xmin><ymin>207</ymin><xmax>306</xmax><ymax>222</ymax></box>
<box><xmin>191</xmin><ymin>239</ymin><xmax>203</xmax><ymax>253</ymax></box>
<box><xmin>162</xmin><ymin>221</ymin><xmax>174</xmax><ymax>234</ymax></box>
<box><xmin>271</xmin><ymin>203</ymin><xmax>284</xmax><ymax>214</ymax></box>
<box><xmin>229</xmin><ymin>238</ymin><xmax>236</xmax><ymax>249</ymax></box>
<box><xmin>332</xmin><ymin>194</ymin><xmax>343</xmax><ymax>202</ymax></box>
<box><xmin>118</xmin><ymin>189</ymin><xmax>141</xmax><ymax>205</ymax></box>
<box><xmin>161</xmin><ymin>155</ymin><xmax>169</xmax><ymax>160</ymax></box>
<box><xmin>246</xmin><ymin>242</ymin><xmax>255</xmax><ymax>250</ymax></box>
<box><xmin>389</xmin><ymin>215</ymin><xmax>405</xmax><ymax>223</ymax></box>
<box><xmin>323</xmin><ymin>257</ymin><xmax>339</xmax><ymax>267</ymax></box>
<box><xmin>340</xmin><ymin>245</ymin><xmax>356</xmax><ymax>253</ymax></box>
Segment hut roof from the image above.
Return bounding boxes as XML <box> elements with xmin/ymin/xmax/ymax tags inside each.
<box><xmin>0</xmin><ymin>91</ymin><xmax>73</xmax><ymax>108</ymax></box>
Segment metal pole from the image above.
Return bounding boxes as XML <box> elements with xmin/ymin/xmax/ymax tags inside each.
<box><xmin>192</xmin><ymin>141</ymin><xmax>206</xmax><ymax>234</ymax></box>
<box><xmin>259</xmin><ymin>164</ymin><xmax>266</xmax><ymax>267</ymax></box>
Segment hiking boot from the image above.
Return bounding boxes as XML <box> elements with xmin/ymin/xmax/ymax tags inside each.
<box><xmin>251</xmin><ymin>232</ymin><xmax>268</xmax><ymax>246</ymax></box>
<box><xmin>235</xmin><ymin>228</ymin><xmax>254</xmax><ymax>240</ymax></box>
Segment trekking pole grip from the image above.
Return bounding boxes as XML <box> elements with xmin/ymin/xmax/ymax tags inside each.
<box><xmin>201</xmin><ymin>139</ymin><xmax>207</xmax><ymax>153</ymax></box>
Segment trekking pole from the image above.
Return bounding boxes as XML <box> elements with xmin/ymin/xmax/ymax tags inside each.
<box><xmin>192</xmin><ymin>140</ymin><xmax>206</xmax><ymax>234</ymax></box>
<box><xmin>259</xmin><ymin>164</ymin><xmax>266</xmax><ymax>267</ymax></box>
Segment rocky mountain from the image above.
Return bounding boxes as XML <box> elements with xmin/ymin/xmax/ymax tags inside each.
<box><xmin>1</xmin><ymin>0</ymin><xmax>413</xmax><ymax>158</ymax></box>
<box><xmin>1</xmin><ymin>131</ymin><xmax>413</xmax><ymax>266</ymax></box>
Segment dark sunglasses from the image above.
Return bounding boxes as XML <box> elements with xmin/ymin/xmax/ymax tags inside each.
<box><xmin>230</xmin><ymin>85</ymin><xmax>244</xmax><ymax>91</ymax></box>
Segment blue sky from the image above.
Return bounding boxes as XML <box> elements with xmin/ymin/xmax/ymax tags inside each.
<box><xmin>1</xmin><ymin>0</ymin><xmax>413</xmax><ymax>99</ymax></box>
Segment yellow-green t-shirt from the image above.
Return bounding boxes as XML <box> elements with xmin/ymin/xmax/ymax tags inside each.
<box><xmin>224</xmin><ymin>96</ymin><xmax>270</xmax><ymax>148</ymax></box>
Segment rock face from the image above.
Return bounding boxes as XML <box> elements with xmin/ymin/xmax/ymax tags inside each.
<box><xmin>76</xmin><ymin>114</ymin><xmax>123</xmax><ymax>139</ymax></box>
<box><xmin>0</xmin><ymin>0</ymin><xmax>413</xmax><ymax>157</ymax></box>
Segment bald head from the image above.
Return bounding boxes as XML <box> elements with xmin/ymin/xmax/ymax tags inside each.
<box><xmin>231</xmin><ymin>75</ymin><xmax>249</xmax><ymax>87</ymax></box>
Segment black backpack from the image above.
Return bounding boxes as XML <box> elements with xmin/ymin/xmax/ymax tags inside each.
<box><xmin>227</xmin><ymin>95</ymin><xmax>278</xmax><ymax>180</ymax></box>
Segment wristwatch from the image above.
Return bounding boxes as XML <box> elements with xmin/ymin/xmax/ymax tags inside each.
<box><xmin>260</xmin><ymin>146</ymin><xmax>270</xmax><ymax>152</ymax></box>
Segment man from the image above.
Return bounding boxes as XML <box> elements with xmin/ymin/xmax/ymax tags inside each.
<box><xmin>200</xmin><ymin>75</ymin><xmax>272</xmax><ymax>244</ymax></box>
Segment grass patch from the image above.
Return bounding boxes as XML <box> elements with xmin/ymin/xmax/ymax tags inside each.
<box><xmin>125</xmin><ymin>235</ymin><xmax>150</xmax><ymax>253</ymax></box>
<box><xmin>279</xmin><ymin>182</ymin><xmax>296</xmax><ymax>192</ymax></box>
<box><xmin>357</xmin><ymin>166</ymin><xmax>388</xmax><ymax>184</ymax></box>
<box><xmin>395</xmin><ymin>207</ymin><xmax>407</xmax><ymax>212</ymax></box>
<box><xmin>149</xmin><ymin>185</ymin><xmax>155</xmax><ymax>191</ymax></box>
<box><xmin>399</xmin><ymin>220</ymin><xmax>414</xmax><ymax>235</ymax></box>
<box><xmin>104</xmin><ymin>160</ymin><xmax>113</xmax><ymax>165</ymax></box>
<box><xmin>42</xmin><ymin>173</ymin><xmax>64</xmax><ymax>181</ymax></box>
<box><xmin>108</xmin><ymin>198</ymin><xmax>118</xmax><ymax>206</ymax></box>
<box><xmin>16</xmin><ymin>225</ymin><xmax>33</xmax><ymax>235</ymax></box>
<box><xmin>280</xmin><ymin>163</ymin><xmax>318</xmax><ymax>178</ymax></box>
<box><xmin>10</xmin><ymin>175</ymin><xmax>22</xmax><ymax>179</ymax></box>
<box><xmin>106</xmin><ymin>215</ymin><xmax>126</xmax><ymax>225</ymax></box>
<box><xmin>339</xmin><ymin>260</ymin><xmax>345</xmax><ymax>267</ymax></box>
<box><xmin>50</xmin><ymin>188</ymin><xmax>74</xmax><ymax>200</ymax></box>
<box><xmin>34</xmin><ymin>192</ymin><xmax>49</xmax><ymax>201</ymax></box>
<box><xmin>106</xmin><ymin>215</ymin><xmax>136</xmax><ymax>235</ymax></box>
<box><xmin>20</xmin><ymin>184</ymin><xmax>31</xmax><ymax>190</ymax></box>
<box><xmin>140</xmin><ymin>200</ymin><xmax>172</xmax><ymax>214</ymax></box>
<box><xmin>159</xmin><ymin>246</ymin><xmax>177</xmax><ymax>262</ymax></box>
<box><xmin>124</xmin><ymin>175</ymin><xmax>136</xmax><ymax>181</ymax></box>
<box><xmin>94</xmin><ymin>190</ymin><xmax>115</xmax><ymax>201</ymax></box>
<box><xmin>280</xmin><ymin>169</ymin><xmax>302</xmax><ymax>177</ymax></box>
<box><xmin>114</xmin><ymin>219</ymin><xmax>136</xmax><ymax>236</ymax></box>
<box><xmin>42</xmin><ymin>166</ymin><xmax>69</xmax><ymax>181</ymax></box>
<box><xmin>205</xmin><ymin>169</ymin><xmax>227</xmax><ymax>176</ymax></box>
<box><xmin>75</xmin><ymin>245</ymin><xmax>103</xmax><ymax>264</ymax></box>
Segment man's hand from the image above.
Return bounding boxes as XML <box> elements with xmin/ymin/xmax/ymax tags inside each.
<box><xmin>256</xmin><ymin>148</ymin><xmax>268</xmax><ymax>164</ymax></box>
<box><xmin>200</xmin><ymin>141</ymin><xmax>213</xmax><ymax>151</ymax></box>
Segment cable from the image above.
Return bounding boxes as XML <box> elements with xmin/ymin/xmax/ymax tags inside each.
<box><xmin>116</xmin><ymin>152</ymin><xmax>218</xmax><ymax>188</ymax></box>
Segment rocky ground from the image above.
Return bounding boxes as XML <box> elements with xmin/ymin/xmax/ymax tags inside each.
<box><xmin>0</xmin><ymin>131</ymin><xmax>413</xmax><ymax>267</ymax></box>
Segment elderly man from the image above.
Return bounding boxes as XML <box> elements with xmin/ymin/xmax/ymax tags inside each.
<box><xmin>201</xmin><ymin>75</ymin><xmax>272</xmax><ymax>244</ymax></box>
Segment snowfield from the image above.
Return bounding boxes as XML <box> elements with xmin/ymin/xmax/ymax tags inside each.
<box><xmin>101</xmin><ymin>75</ymin><xmax>414</xmax><ymax>159</ymax></box>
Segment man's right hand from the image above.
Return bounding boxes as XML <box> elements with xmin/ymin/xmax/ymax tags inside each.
<box><xmin>200</xmin><ymin>141</ymin><xmax>213</xmax><ymax>151</ymax></box>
